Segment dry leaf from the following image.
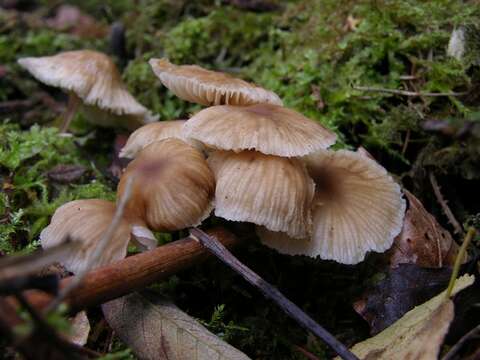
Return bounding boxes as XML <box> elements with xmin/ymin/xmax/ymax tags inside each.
<box><xmin>67</xmin><ymin>311</ymin><xmax>90</xmax><ymax>346</ymax></box>
<box><xmin>354</xmin><ymin>264</ymin><xmax>452</xmax><ymax>334</ymax></box>
<box><xmin>387</xmin><ymin>190</ymin><xmax>458</xmax><ymax>268</ymax></box>
<box><xmin>46</xmin><ymin>5</ymin><xmax>108</xmax><ymax>38</ymax></box>
<box><xmin>47</xmin><ymin>164</ymin><xmax>86</xmax><ymax>184</ymax></box>
<box><xmin>102</xmin><ymin>292</ymin><xmax>251</xmax><ymax>360</ymax></box>
<box><xmin>343</xmin><ymin>274</ymin><xmax>474</xmax><ymax>360</ymax></box>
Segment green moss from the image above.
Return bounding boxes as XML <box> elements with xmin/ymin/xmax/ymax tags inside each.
<box><xmin>0</xmin><ymin>123</ymin><xmax>114</xmax><ymax>253</ymax></box>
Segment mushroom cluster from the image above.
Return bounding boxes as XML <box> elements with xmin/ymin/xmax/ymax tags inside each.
<box><xmin>123</xmin><ymin>58</ymin><xmax>406</xmax><ymax>265</ymax></box>
<box><xmin>40</xmin><ymin>55</ymin><xmax>406</xmax><ymax>274</ymax></box>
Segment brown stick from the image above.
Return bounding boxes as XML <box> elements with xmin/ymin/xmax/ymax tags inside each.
<box><xmin>190</xmin><ymin>228</ymin><xmax>359</xmax><ymax>360</ymax></box>
<box><xmin>21</xmin><ymin>227</ymin><xmax>240</xmax><ymax>311</ymax></box>
<box><xmin>429</xmin><ymin>172</ymin><xmax>464</xmax><ymax>235</ymax></box>
<box><xmin>442</xmin><ymin>324</ymin><xmax>480</xmax><ymax>360</ymax></box>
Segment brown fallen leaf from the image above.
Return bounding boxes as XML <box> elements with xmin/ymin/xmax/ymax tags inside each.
<box><xmin>102</xmin><ymin>292</ymin><xmax>251</xmax><ymax>360</ymax></box>
<box><xmin>387</xmin><ymin>190</ymin><xmax>458</xmax><ymax>268</ymax></box>
<box><xmin>354</xmin><ymin>264</ymin><xmax>452</xmax><ymax>334</ymax></box>
<box><xmin>46</xmin><ymin>5</ymin><xmax>108</xmax><ymax>38</ymax></box>
<box><xmin>47</xmin><ymin>164</ymin><xmax>87</xmax><ymax>184</ymax></box>
<box><xmin>342</xmin><ymin>274</ymin><xmax>474</xmax><ymax>360</ymax></box>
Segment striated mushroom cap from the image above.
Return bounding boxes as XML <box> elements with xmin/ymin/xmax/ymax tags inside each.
<box><xmin>117</xmin><ymin>138</ymin><xmax>215</xmax><ymax>232</ymax></box>
<box><xmin>259</xmin><ymin>150</ymin><xmax>405</xmax><ymax>264</ymax></box>
<box><xmin>149</xmin><ymin>58</ymin><xmax>283</xmax><ymax>106</ymax></box>
<box><xmin>208</xmin><ymin>150</ymin><xmax>314</xmax><ymax>238</ymax></box>
<box><xmin>39</xmin><ymin>199</ymin><xmax>131</xmax><ymax>274</ymax></box>
<box><xmin>119</xmin><ymin>120</ymin><xmax>194</xmax><ymax>159</ymax></box>
<box><xmin>183</xmin><ymin>104</ymin><xmax>336</xmax><ymax>157</ymax></box>
<box><xmin>18</xmin><ymin>50</ymin><xmax>150</xmax><ymax>118</ymax></box>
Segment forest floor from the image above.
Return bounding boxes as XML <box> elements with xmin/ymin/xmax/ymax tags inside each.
<box><xmin>1</xmin><ymin>0</ymin><xmax>480</xmax><ymax>359</ymax></box>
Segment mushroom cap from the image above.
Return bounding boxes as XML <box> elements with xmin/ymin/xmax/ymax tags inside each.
<box><xmin>18</xmin><ymin>50</ymin><xmax>149</xmax><ymax>116</ymax></box>
<box><xmin>39</xmin><ymin>199</ymin><xmax>131</xmax><ymax>274</ymax></box>
<box><xmin>256</xmin><ymin>226</ymin><xmax>313</xmax><ymax>256</ymax></box>
<box><xmin>117</xmin><ymin>138</ymin><xmax>215</xmax><ymax>231</ymax></box>
<box><xmin>119</xmin><ymin>120</ymin><xmax>189</xmax><ymax>159</ymax></box>
<box><xmin>208</xmin><ymin>150</ymin><xmax>314</xmax><ymax>238</ymax></box>
<box><xmin>268</xmin><ymin>149</ymin><xmax>404</xmax><ymax>264</ymax></box>
<box><xmin>183</xmin><ymin>104</ymin><xmax>337</xmax><ymax>157</ymax></box>
<box><xmin>149</xmin><ymin>58</ymin><xmax>283</xmax><ymax>106</ymax></box>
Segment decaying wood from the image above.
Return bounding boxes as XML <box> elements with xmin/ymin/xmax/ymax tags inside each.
<box><xmin>20</xmin><ymin>227</ymin><xmax>240</xmax><ymax>311</ymax></box>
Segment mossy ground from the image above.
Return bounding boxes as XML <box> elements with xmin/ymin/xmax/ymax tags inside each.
<box><xmin>1</xmin><ymin>0</ymin><xmax>480</xmax><ymax>358</ymax></box>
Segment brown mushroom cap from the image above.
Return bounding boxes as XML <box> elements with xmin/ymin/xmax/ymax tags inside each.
<box><xmin>18</xmin><ymin>50</ymin><xmax>150</xmax><ymax>117</ymax></box>
<box><xmin>117</xmin><ymin>138</ymin><xmax>215</xmax><ymax>231</ymax></box>
<box><xmin>39</xmin><ymin>199</ymin><xmax>131</xmax><ymax>273</ymax></box>
<box><xmin>183</xmin><ymin>103</ymin><xmax>336</xmax><ymax>157</ymax></box>
<box><xmin>259</xmin><ymin>150</ymin><xmax>405</xmax><ymax>264</ymax></box>
<box><xmin>149</xmin><ymin>58</ymin><xmax>283</xmax><ymax>106</ymax></box>
<box><xmin>119</xmin><ymin>120</ymin><xmax>194</xmax><ymax>159</ymax></box>
<box><xmin>208</xmin><ymin>150</ymin><xmax>314</xmax><ymax>238</ymax></box>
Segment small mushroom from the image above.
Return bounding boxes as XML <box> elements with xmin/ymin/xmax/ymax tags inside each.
<box><xmin>39</xmin><ymin>199</ymin><xmax>132</xmax><ymax>273</ymax></box>
<box><xmin>183</xmin><ymin>104</ymin><xmax>336</xmax><ymax>157</ymax></box>
<box><xmin>118</xmin><ymin>138</ymin><xmax>215</xmax><ymax>234</ymax></box>
<box><xmin>18</xmin><ymin>50</ymin><xmax>156</xmax><ymax>132</ymax></box>
<box><xmin>149</xmin><ymin>58</ymin><xmax>283</xmax><ymax>106</ymax></box>
<box><xmin>208</xmin><ymin>150</ymin><xmax>314</xmax><ymax>238</ymax></box>
<box><xmin>119</xmin><ymin>120</ymin><xmax>201</xmax><ymax>159</ymax></box>
<box><xmin>257</xmin><ymin>150</ymin><xmax>406</xmax><ymax>264</ymax></box>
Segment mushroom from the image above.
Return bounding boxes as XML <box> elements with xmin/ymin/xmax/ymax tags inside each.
<box><xmin>208</xmin><ymin>150</ymin><xmax>314</xmax><ymax>238</ymax></box>
<box><xmin>39</xmin><ymin>199</ymin><xmax>132</xmax><ymax>273</ymax></box>
<box><xmin>119</xmin><ymin>120</ymin><xmax>202</xmax><ymax>159</ymax></box>
<box><xmin>183</xmin><ymin>104</ymin><xmax>336</xmax><ymax>157</ymax></box>
<box><xmin>18</xmin><ymin>50</ymin><xmax>156</xmax><ymax>132</ymax></box>
<box><xmin>149</xmin><ymin>58</ymin><xmax>283</xmax><ymax>106</ymax></box>
<box><xmin>117</xmin><ymin>138</ymin><xmax>215</xmax><ymax>236</ymax></box>
<box><xmin>257</xmin><ymin>149</ymin><xmax>406</xmax><ymax>264</ymax></box>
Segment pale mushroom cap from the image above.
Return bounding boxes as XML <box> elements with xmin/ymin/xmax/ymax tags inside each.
<box><xmin>149</xmin><ymin>58</ymin><xmax>283</xmax><ymax>106</ymax></box>
<box><xmin>303</xmin><ymin>149</ymin><xmax>406</xmax><ymax>264</ymax></box>
<box><xmin>256</xmin><ymin>226</ymin><xmax>313</xmax><ymax>256</ymax></box>
<box><xmin>208</xmin><ymin>150</ymin><xmax>314</xmax><ymax>238</ymax></box>
<box><xmin>257</xmin><ymin>150</ymin><xmax>405</xmax><ymax>263</ymax></box>
<box><xmin>117</xmin><ymin>138</ymin><xmax>215</xmax><ymax>231</ymax></box>
<box><xmin>39</xmin><ymin>199</ymin><xmax>131</xmax><ymax>274</ymax></box>
<box><xmin>18</xmin><ymin>50</ymin><xmax>149</xmax><ymax>116</ymax></box>
<box><xmin>183</xmin><ymin>104</ymin><xmax>337</xmax><ymax>157</ymax></box>
<box><xmin>119</xmin><ymin>120</ymin><xmax>188</xmax><ymax>159</ymax></box>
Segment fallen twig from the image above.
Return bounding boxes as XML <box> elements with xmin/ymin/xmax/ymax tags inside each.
<box><xmin>353</xmin><ymin>85</ymin><xmax>466</xmax><ymax>97</ymax></box>
<box><xmin>0</xmin><ymin>99</ymin><xmax>35</xmax><ymax>113</ymax></box>
<box><xmin>429</xmin><ymin>172</ymin><xmax>464</xmax><ymax>235</ymax></box>
<box><xmin>0</xmin><ymin>240</ymin><xmax>79</xmax><ymax>282</ymax></box>
<box><xmin>0</xmin><ymin>295</ymin><xmax>99</xmax><ymax>359</ymax></box>
<box><xmin>20</xmin><ymin>227</ymin><xmax>241</xmax><ymax>311</ymax></box>
<box><xmin>442</xmin><ymin>324</ymin><xmax>480</xmax><ymax>360</ymax></box>
<box><xmin>190</xmin><ymin>227</ymin><xmax>359</xmax><ymax>360</ymax></box>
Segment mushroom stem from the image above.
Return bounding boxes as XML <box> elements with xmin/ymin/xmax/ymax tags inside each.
<box><xmin>60</xmin><ymin>93</ymin><xmax>81</xmax><ymax>133</ymax></box>
<box><xmin>189</xmin><ymin>228</ymin><xmax>359</xmax><ymax>360</ymax></box>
